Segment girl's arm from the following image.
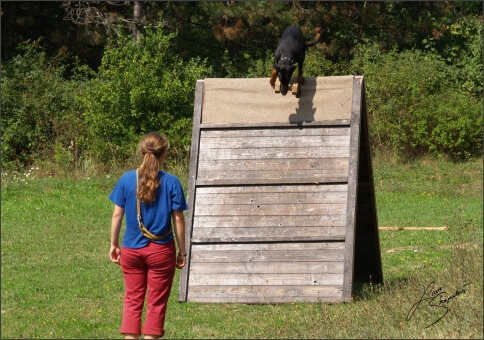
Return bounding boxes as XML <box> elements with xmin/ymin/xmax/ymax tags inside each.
<box><xmin>110</xmin><ymin>204</ymin><xmax>125</xmax><ymax>264</ymax></box>
<box><xmin>172</xmin><ymin>210</ymin><xmax>187</xmax><ymax>269</ymax></box>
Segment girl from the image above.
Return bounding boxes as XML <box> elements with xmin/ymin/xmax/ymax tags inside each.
<box><xmin>109</xmin><ymin>131</ymin><xmax>188</xmax><ymax>339</ymax></box>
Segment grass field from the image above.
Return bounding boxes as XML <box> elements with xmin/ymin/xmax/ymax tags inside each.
<box><xmin>1</xmin><ymin>156</ymin><xmax>482</xmax><ymax>339</ymax></box>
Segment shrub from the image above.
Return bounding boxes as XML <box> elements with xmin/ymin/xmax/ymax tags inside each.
<box><xmin>1</xmin><ymin>39</ymin><xmax>83</xmax><ymax>171</ymax></box>
<box><xmin>448</xmin><ymin>16</ymin><xmax>483</xmax><ymax>97</ymax></box>
<box><xmin>410</xmin><ymin>91</ymin><xmax>483</xmax><ymax>160</ymax></box>
<box><xmin>77</xmin><ymin>27</ymin><xmax>211</xmax><ymax>170</ymax></box>
<box><xmin>352</xmin><ymin>46</ymin><xmax>483</xmax><ymax>160</ymax></box>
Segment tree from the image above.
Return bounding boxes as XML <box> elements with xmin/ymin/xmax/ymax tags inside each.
<box><xmin>62</xmin><ymin>1</ymin><xmax>159</xmax><ymax>41</ymax></box>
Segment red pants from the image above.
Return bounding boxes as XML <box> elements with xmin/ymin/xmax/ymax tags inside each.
<box><xmin>120</xmin><ymin>240</ymin><xmax>176</xmax><ymax>337</ymax></box>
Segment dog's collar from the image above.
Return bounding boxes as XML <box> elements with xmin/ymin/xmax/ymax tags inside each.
<box><xmin>280</xmin><ymin>56</ymin><xmax>293</xmax><ymax>63</ymax></box>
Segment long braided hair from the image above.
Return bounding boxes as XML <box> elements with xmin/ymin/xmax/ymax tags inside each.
<box><xmin>137</xmin><ymin>132</ymin><xmax>170</xmax><ymax>205</ymax></box>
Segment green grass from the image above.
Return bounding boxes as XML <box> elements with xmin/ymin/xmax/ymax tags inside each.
<box><xmin>1</xmin><ymin>157</ymin><xmax>482</xmax><ymax>338</ymax></box>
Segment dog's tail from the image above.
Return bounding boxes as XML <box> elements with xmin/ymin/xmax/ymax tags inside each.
<box><xmin>305</xmin><ymin>27</ymin><xmax>323</xmax><ymax>47</ymax></box>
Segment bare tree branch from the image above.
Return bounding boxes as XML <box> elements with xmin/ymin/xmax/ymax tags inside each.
<box><xmin>62</xmin><ymin>1</ymin><xmax>147</xmax><ymax>37</ymax></box>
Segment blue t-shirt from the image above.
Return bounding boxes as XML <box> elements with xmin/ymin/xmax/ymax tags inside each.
<box><xmin>109</xmin><ymin>170</ymin><xmax>188</xmax><ymax>249</ymax></box>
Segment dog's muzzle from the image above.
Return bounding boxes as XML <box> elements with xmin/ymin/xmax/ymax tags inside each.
<box><xmin>280</xmin><ymin>83</ymin><xmax>289</xmax><ymax>95</ymax></box>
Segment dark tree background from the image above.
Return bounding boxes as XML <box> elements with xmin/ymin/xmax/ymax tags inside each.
<box><xmin>2</xmin><ymin>1</ymin><xmax>482</xmax><ymax>71</ymax></box>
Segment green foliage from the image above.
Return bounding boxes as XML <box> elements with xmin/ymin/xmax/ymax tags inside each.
<box><xmin>1</xmin><ymin>39</ymin><xmax>82</xmax><ymax>171</ymax></box>
<box><xmin>410</xmin><ymin>92</ymin><xmax>482</xmax><ymax>160</ymax></box>
<box><xmin>352</xmin><ymin>46</ymin><xmax>483</xmax><ymax>160</ymax></box>
<box><xmin>450</xmin><ymin>16</ymin><xmax>483</xmax><ymax>97</ymax></box>
<box><xmin>77</xmin><ymin>27</ymin><xmax>211</xmax><ymax>169</ymax></box>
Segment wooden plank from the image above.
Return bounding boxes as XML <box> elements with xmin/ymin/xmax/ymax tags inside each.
<box><xmin>191</xmin><ymin>227</ymin><xmax>346</xmax><ymax>243</ymax></box>
<box><xmin>198</xmin><ymin>169</ymin><xmax>348</xmax><ymax>182</ymax></box>
<box><xmin>194</xmin><ymin>202</ymin><xmax>346</xmax><ymax>216</ymax></box>
<box><xmin>200</xmin><ymin>137</ymin><xmax>350</xmax><ymax>149</ymax></box>
<box><xmin>193</xmin><ymin>214</ymin><xmax>347</xmax><ymax>228</ymax></box>
<box><xmin>200</xmin><ymin>126</ymin><xmax>351</xmax><ymax>137</ymax></box>
<box><xmin>189</xmin><ymin>273</ymin><xmax>344</xmax><ymax>286</ymax></box>
<box><xmin>198</xmin><ymin>147</ymin><xmax>350</xmax><ymax>160</ymax></box>
<box><xmin>192</xmin><ymin>184</ymin><xmax>348</xmax><ymax>242</ymax></box>
<box><xmin>190</xmin><ymin>242</ymin><xmax>345</xmax><ymax>263</ymax></box>
<box><xmin>198</xmin><ymin>157</ymin><xmax>349</xmax><ymax>174</ymax></box>
<box><xmin>186</xmin><ymin>285</ymin><xmax>344</xmax><ymax>303</ymax></box>
<box><xmin>187</xmin><ymin>240</ymin><xmax>346</xmax><ymax>302</ymax></box>
<box><xmin>191</xmin><ymin>242</ymin><xmax>345</xmax><ymax>252</ymax></box>
<box><xmin>200</xmin><ymin>133</ymin><xmax>350</xmax><ymax>149</ymax></box>
<box><xmin>179</xmin><ymin>80</ymin><xmax>204</xmax><ymax>302</ymax></box>
<box><xmin>196</xmin><ymin>177</ymin><xmax>348</xmax><ymax>186</ymax></box>
<box><xmin>199</xmin><ymin>120</ymin><xmax>351</xmax><ymax>129</ymax></box>
<box><xmin>196</xmin><ymin>185</ymin><xmax>348</xmax><ymax>203</ymax></box>
<box><xmin>196</xmin><ymin>128</ymin><xmax>351</xmax><ymax>182</ymax></box>
<box><xmin>342</xmin><ymin>76</ymin><xmax>362</xmax><ymax>302</ymax></box>
<box><xmin>189</xmin><ymin>261</ymin><xmax>345</xmax><ymax>274</ymax></box>
<box><xmin>191</xmin><ymin>249</ymin><xmax>343</xmax><ymax>262</ymax></box>
<box><xmin>198</xmin><ymin>157</ymin><xmax>349</xmax><ymax>172</ymax></box>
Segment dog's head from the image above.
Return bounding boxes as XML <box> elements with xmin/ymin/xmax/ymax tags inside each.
<box><xmin>277</xmin><ymin>58</ymin><xmax>296</xmax><ymax>95</ymax></box>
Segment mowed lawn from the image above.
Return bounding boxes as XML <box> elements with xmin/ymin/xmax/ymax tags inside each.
<box><xmin>1</xmin><ymin>157</ymin><xmax>482</xmax><ymax>338</ymax></box>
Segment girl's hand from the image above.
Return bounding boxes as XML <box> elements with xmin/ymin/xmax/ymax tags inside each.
<box><xmin>176</xmin><ymin>252</ymin><xmax>187</xmax><ymax>269</ymax></box>
<box><xmin>110</xmin><ymin>246</ymin><xmax>121</xmax><ymax>265</ymax></box>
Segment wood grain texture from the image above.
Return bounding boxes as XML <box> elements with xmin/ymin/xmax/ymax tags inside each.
<box><xmin>186</xmin><ymin>285</ymin><xmax>344</xmax><ymax>303</ymax></box>
<box><xmin>186</xmin><ymin>242</ymin><xmax>345</xmax><ymax>303</ymax></box>
<box><xmin>197</xmin><ymin>127</ymin><xmax>350</xmax><ymax>184</ymax></box>
<box><xmin>191</xmin><ymin>184</ymin><xmax>347</xmax><ymax>242</ymax></box>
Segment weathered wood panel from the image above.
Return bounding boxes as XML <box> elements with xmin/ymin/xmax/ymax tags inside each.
<box><xmin>179</xmin><ymin>80</ymin><xmax>204</xmax><ymax>302</ymax></box>
<box><xmin>186</xmin><ymin>242</ymin><xmax>345</xmax><ymax>303</ymax></box>
<box><xmin>342</xmin><ymin>76</ymin><xmax>363</xmax><ymax>301</ymax></box>
<box><xmin>189</xmin><ymin>261</ymin><xmax>345</xmax><ymax>274</ymax></box>
<box><xmin>186</xmin><ymin>285</ymin><xmax>344</xmax><ymax>303</ymax></box>
<box><xmin>190</xmin><ymin>242</ymin><xmax>345</xmax><ymax>261</ymax></box>
<box><xmin>199</xmin><ymin>147</ymin><xmax>349</xmax><ymax>161</ymax></box>
<box><xmin>189</xmin><ymin>273</ymin><xmax>344</xmax><ymax>286</ymax></box>
<box><xmin>195</xmin><ymin>184</ymin><xmax>348</xmax><ymax>203</ymax></box>
<box><xmin>193</xmin><ymin>214</ymin><xmax>346</xmax><ymax>228</ymax></box>
<box><xmin>199</xmin><ymin>128</ymin><xmax>350</xmax><ymax>148</ymax></box>
<box><xmin>197</xmin><ymin>127</ymin><xmax>350</xmax><ymax>183</ymax></box>
<box><xmin>191</xmin><ymin>184</ymin><xmax>348</xmax><ymax>242</ymax></box>
<box><xmin>198</xmin><ymin>157</ymin><xmax>348</xmax><ymax>173</ymax></box>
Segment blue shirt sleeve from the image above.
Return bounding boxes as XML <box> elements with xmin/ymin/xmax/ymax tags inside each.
<box><xmin>109</xmin><ymin>171</ymin><xmax>132</xmax><ymax>208</ymax></box>
<box><xmin>170</xmin><ymin>176</ymin><xmax>189</xmax><ymax>212</ymax></box>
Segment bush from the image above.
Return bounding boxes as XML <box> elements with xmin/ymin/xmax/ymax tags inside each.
<box><xmin>411</xmin><ymin>91</ymin><xmax>482</xmax><ymax>160</ymax></box>
<box><xmin>352</xmin><ymin>46</ymin><xmax>483</xmax><ymax>160</ymax></box>
<box><xmin>77</xmin><ymin>27</ymin><xmax>211</xmax><ymax>170</ymax></box>
<box><xmin>1</xmin><ymin>39</ymin><xmax>84</xmax><ymax>171</ymax></box>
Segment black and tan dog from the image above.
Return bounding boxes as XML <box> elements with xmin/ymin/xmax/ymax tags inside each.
<box><xmin>270</xmin><ymin>26</ymin><xmax>322</xmax><ymax>98</ymax></box>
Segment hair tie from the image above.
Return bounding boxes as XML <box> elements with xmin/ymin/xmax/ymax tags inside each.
<box><xmin>146</xmin><ymin>148</ymin><xmax>155</xmax><ymax>154</ymax></box>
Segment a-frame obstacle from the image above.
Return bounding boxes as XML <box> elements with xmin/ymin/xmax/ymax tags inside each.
<box><xmin>179</xmin><ymin>76</ymin><xmax>383</xmax><ymax>303</ymax></box>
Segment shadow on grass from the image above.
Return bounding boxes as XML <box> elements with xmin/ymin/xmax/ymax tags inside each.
<box><xmin>352</xmin><ymin>276</ymin><xmax>412</xmax><ymax>301</ymax></box>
